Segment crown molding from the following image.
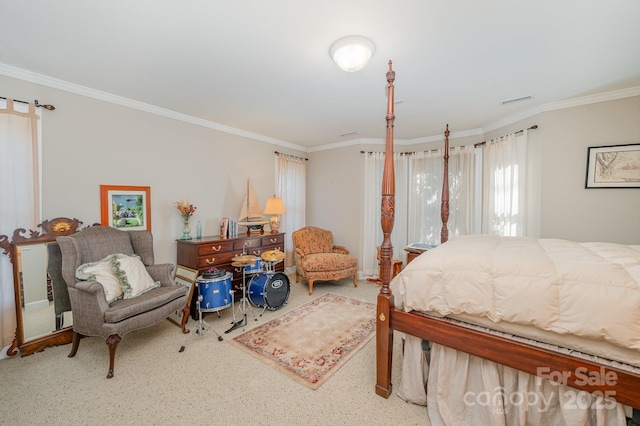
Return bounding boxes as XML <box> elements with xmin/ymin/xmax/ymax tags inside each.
<box><xmin>3</xmin><ymin>62</ymin><xmax>638</xmax><ymax>154</ymax></box>
<box><xmin>540</xmin><ymin>85</ymin><xmax>640</xmax><ymax>112</ymax></box>
<box><xmin>0</xmin><ymin>62</ymin><xmax>308</xmax><ymax>152</ymax></box>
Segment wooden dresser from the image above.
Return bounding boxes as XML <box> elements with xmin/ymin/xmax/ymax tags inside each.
<box><xmin>176</xmin><ymin>233</ymin><xmax>285</xmax><ymax>318</ymax></box>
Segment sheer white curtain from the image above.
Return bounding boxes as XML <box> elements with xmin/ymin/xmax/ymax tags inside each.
<box><xmin>482</xmin><ymin>131</ymin><xmax>528</xmax><ymax>236</ymax></box>
<box><xmin>407</xmin><ymin>146</ymin><xmax>475</xmax><ymax>245</ymax></box>
<box><xmin>0</xmin><ymin>99</ymin><xmax>41</xmax><ymax>348</ymax></box>
<box><xmin>362</xmin><ymin>152</ymin><xmax>409</xmax><ymax>277</ymax></box>
<box><xmin>363</xmin><ymin>147</ymin><xmax>475</xmax><ymax>278</ymax></box>
<box><xmin>276</xmin><ymin>154</ymin><xmax>306</xmax><ymax>268</ymax></box>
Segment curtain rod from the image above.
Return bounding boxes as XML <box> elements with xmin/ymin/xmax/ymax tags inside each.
<box><xmin>274</xmin><ymin>151</ymin><xmax>308</xmax><ymax>161</ymax></box>
<box><xmin>361</xmin><ymin>124</ymin><xmax>539</xmax><ymax>155</ymax></box>
<box><xmin>474</xmin><ymin>124</ymin><xmax>537</xmax><ymax>147</ymax></box>
<box><xmin>360</xmin><ymin>150</ymin><xmax>416</xmax><ymax>155</ymax></box>
<box><xmin>0</xmin><ymin>96</ymin><xmax>55</xmax><ymax>110</ymax></box>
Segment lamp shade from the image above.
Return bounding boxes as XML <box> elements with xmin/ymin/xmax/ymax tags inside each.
<box><xmin>263</xmin><ymin>197</ymin><xmax>286</xmax><ymax>215</ymax></box>
<box><xmin>329</xmin><ymin>36</ymin><xmax>375</xmax><ymax>72</ymax></box>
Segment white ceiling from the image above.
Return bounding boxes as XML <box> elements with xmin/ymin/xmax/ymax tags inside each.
<box><xmin>2</xmin><ymin>1</ymin><xmax>640</xmax><ymax>151</ymax></box>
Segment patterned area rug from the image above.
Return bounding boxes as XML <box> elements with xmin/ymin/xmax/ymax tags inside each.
<box><xmin>230</xmin><ymin>292</ymin><xmax>376</xmax><ymax>390</ymax></box>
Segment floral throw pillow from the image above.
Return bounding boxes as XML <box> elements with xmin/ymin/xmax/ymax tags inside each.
<box><xmin>76</xmin><ymin>255</ymin><xmax>125</xmax><ymax>303</ymax></box>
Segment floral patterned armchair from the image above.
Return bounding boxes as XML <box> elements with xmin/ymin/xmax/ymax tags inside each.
<box><xmin>292</xmin><ymin>226</ymin><xmax>358</xmax><ymax>295</ymax></box>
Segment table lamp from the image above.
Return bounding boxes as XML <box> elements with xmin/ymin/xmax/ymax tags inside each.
<box><xmin>263</xmin><ymin>196</ymin><xmax>286</xmax><ymax>234</ymax></box>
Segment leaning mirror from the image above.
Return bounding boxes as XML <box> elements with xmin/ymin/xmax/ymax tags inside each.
<box><xmin>0</xmin><ymin>217</ymin><xmax>82</xmax><ymax>356</ymax></box>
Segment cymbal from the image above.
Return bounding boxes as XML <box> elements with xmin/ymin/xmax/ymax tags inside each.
<box><xmin>232</xmin><ymin>260</ymin><xmax>257</xmax><ymax>267</ymax></box>
<box><xmin>231</xmin><ymin>254</ymin><xmax>258</xmax><ymax>262</ymax></box>
<box><xmin>261</xmin><ymin>249</ymin><xmax>285</xmax><ymax>262</ymax></box>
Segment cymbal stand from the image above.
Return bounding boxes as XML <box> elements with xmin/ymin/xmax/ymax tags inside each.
<box><xmin>225</xmin><ymin>264</ymin><xmax>257</xmax><ymax>333</ymax></box>
<box><xmin>195</xmin><ymin>282</ymin><xmax>223</xmax><ymax>341</ymax></box>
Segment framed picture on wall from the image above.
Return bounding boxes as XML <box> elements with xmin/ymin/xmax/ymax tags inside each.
<box><xmin>167</xmin><ymin>265</ymin><xmax>198</xmax><ymax>327</ymax></box>
<box><xmin>100</xmin><ymin>185</ymin><xmax>151</xmax><ymax>230</ymax></box>
<box><xmin>585</xmin><ymin>144</ymin><xmax>640</xmax><ymax>188</ymax></box>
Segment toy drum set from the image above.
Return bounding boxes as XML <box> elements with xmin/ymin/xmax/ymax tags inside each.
<box><xmin>248</xmin><ymin>249</ymin><xmax>290</xmax><ymax>313</ymax></box>
<box><xmin>194</xmin><ymin>248</ymin><xmax>289</xmax><ymax>336</ymax></box>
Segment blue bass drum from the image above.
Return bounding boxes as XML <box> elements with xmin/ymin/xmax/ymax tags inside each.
<box><xmin>248</xmin><ymin>272</ymin><xmax>290</xmax><ymax>311</ymax></box>
<box><xmin>196</xmin><ymin>272</ymin><xmax>232</xmax><ymax>312</ymax></box>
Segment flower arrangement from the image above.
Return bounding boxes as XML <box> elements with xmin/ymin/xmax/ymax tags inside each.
<box><xmin>174</xmin><ymin>200</ymin><xmax>196</xmax><ymax>219</ymax></box>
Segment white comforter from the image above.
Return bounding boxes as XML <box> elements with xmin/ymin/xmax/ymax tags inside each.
<box><xmin>391</xmin><ymin>235</ymin><xmax>640</xmax><ymax>351</ymax></box>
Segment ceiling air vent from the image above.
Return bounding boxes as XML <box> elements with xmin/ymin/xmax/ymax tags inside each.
<box><xmin>340</xmin><ymin>131</ymin><xmax>358</xmax><ymax>137</ymax></box>
<box><xmin>500</xmin><ymin>95</ymin><xmax>532</xmax><ymax>106</ymax></box>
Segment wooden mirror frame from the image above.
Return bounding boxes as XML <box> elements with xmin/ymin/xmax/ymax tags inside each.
<box><xmin>0</xmin><ymin>217</ymin><xmax>82</xmax><ymax>356</ymax></box>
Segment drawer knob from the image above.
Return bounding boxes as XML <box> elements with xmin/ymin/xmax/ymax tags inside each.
<box><xmin>205</xmin><ymin>257</ymin><xmax>216</xmax><ymax>264</ymax></box>
<box><xmin>269</xmin><ymin>238</ymin><xmax>277</xmax><ymax>243</ymax></box>
<box><xmin>211</xmin><ymin>245</ymin><xmax>222</xmax><ymax>252</ymax></box>
<box><xmin>244</xmin><ymin>241</ymin><xmax>253</xmax><ymax>247</ymax></box>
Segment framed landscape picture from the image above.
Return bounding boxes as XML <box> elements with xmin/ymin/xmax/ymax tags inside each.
<box><xmin>585</xmin><ymin>144</ymin><xmax>640</xmax><ymax>188</ymax></box>
<box><xmin>100</xmin><ymin>185</ymin><xmax>151</xmax><ymax>231</ymax></box>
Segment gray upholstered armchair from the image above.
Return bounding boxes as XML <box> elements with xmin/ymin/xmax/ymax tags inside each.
<box><xmin>57</xmin><ymin>226</ymin><xmax>189</xmax><ymax>378</ymax></box>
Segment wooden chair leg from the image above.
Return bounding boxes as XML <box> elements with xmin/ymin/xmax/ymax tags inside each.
<box><xmin>295</xmin><ymin>270</ymin><xmax>300</xmax><ymax>283</ymax></box>
<box><xmin>353</xmin><ymin>274</ymin><xmax>358</xmax><ymax>287</ymax></box>
<box><xmin>106</xmin><ymin>334</ymin><xmax>121</xmax><ymax>379</ymax></box>
<box><xmin>180</xmin><ymin>304</ymin><xmax>190</xmax><ymax>334</ymax></box>
<box><xmin>308</xmin><ymin>279</ymin><xmax>314</xmax><ymax>295</ymax></box>
<box><xmin>68</xmin><ymin>331</ymin><xmax>82</xmax><ymax>358</ymax></box>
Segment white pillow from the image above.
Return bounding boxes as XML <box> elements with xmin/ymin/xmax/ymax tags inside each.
<box><xmin>118</xmin><ymin>255</ymin><xmax>160</xmax><ymax>299</ymax></box>
<box><xmin>76</xmin><ymin>256</ymin><xmax>124</xmax><ymax>303</ymax></box>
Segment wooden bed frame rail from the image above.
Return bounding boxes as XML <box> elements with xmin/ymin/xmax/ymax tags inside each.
<box><xmin>374</xmin><ymin>62</ymin><xmax>640</xmax><ymax>411</ymax></box>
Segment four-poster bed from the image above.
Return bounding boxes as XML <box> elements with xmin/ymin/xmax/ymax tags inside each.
<box><xmin>375</xmin><ymin>62</ymin><xmax>640</xmax><ymax>423</ymax></box>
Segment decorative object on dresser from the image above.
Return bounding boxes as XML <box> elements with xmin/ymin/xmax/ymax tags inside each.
<box><xmin>100</xmin><ymin>185</ymin><xmax>151</xmax><ymax>231</ymax></box>
<box><xmin>57</xmin><ymin>226</ymin><xmax>190</xmax><ymax>378</ymax></box>
<box><xmin>174</xmin><ymin>200</ymin><xmax>197</xmax><ymax>240</ymax></box>
<box><xmin>176</xmin><ymin>232</ymin><xmax>286</xmax><ymax>319</ymax></box>
<box><xmin>291</xmin><ymin>226</ymin><xmax>358</xmax><ymax>295</ymax></box>
<box><xmin>238</xmin><ymin>179</ymin><xmax>268</xmax><ymax>235</ymax></box>
<box><xmin>0</xmin><ymin>217</ymin><xmax>82</xmax><ymax>357</ymax></box>
<box><xmin>263</xmin><ymin>195</ymin><xmax>286</xmax><ymax>234</ymax></box>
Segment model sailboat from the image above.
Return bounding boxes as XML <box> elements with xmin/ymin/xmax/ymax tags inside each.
<box><xmin>238</xmin><ymin>179</ymin><xmax>268</xmax><ymax>234</ymax></box>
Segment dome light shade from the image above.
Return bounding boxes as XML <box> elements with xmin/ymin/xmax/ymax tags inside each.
<box><xmin>329</xmin><ymin>36</ymin><xmax>375</xmax><ymax>72</ymax></box>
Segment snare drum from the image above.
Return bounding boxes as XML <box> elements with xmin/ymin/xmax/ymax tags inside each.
<box><xmin>248</xmin><ymin>272</ymin><xmax>290</xmax><ymax>311</ymax></box>
<box><xmin>243</xmin><ymin>258</ymin><xmax>262</xmax><ymax>274</ymax></box>
<box><xmin>196</xmin><ymin>272</ymin><xmax>232</xmax><ymax>312</ymax></box>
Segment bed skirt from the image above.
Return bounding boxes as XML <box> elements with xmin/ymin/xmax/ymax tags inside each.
<box><xmin>398</xmin><ymin>335</ymin><xmax>630</xmax><ymax>425</ymax></box>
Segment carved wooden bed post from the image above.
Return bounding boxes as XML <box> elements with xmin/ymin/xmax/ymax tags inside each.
<box><xmin>376</xmin><ymin>60</ymin><xmax>396</xmax><ymax>398</ymax></box>
<box><xmin>440</xmin><ymin>124</ymin><xmax>450</xmax><ymax>244</ymax></box>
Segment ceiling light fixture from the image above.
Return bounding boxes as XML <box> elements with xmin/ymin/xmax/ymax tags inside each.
<box><xmin>329</xmin><ymin>36</ymin><xmax>375</xmax><ymax>72</ymax></box>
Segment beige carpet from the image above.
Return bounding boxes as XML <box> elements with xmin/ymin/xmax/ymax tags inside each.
<box><xmin>0</xmin><ymin>276</ymin><xmax>430</xmax><ymax>426</ymax></box>
<box><xmin>230</xmin><ymin>292</ymin><xmax>376</xmax><ymax>389</ymax></box>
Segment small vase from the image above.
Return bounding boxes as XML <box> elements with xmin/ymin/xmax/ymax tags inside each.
<box><xmin>180</xmin><ymin>216</ymin><xmax>192</xmax><ymax>240</ymax></box>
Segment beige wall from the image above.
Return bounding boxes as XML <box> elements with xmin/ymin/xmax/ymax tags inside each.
<box><xmin>3</xmin><ymin>72</ymin><xmax>639</xmax><ymax>273</ymax></box>
<box><xmin>538</xmin><ymin>96</ymin><xmax>640</xmax><ymax>243</ymax></box>
<box><xmin>1</xmin><ymin>74</ymin><xmax>306</xmax><ymax>265</ymax></box>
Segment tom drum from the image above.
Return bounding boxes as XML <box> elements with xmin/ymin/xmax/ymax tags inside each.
<box><xmin>243</xmin><ymin>259</ymin><xmax>262</xmax><ymax>274</ymax></box>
